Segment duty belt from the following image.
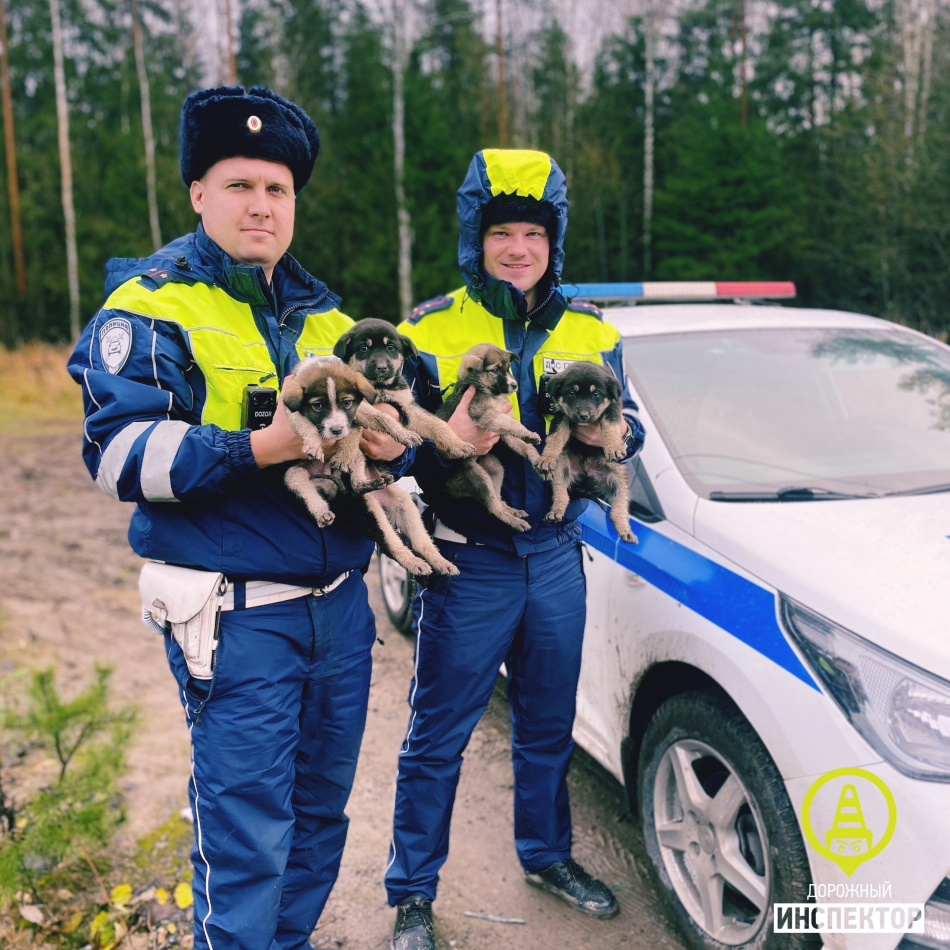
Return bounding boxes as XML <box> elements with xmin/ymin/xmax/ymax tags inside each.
<box><xmin>220</xmin><ymin>572</ymin><xmax>352</xmax><ymax>610</ymax></box>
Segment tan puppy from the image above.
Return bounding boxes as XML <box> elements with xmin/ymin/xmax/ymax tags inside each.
<box><xmin>333</xmin><ymin>318</ymin><xmax>475</xmax><ymax>460</ymax></box>
<box><xmin>535</xmin><ymin>361</ymin><xmax>637</xmax><ymax>543</ymax></box>
<box><xmin>435</xmin><ymin>343</ymin><xmax>541</xmax><ymax>532</ymax></box>
<box><xmin>284</xmin><ymin>355</ymin><xmax>421</xmax><ymax>494</ymax></box>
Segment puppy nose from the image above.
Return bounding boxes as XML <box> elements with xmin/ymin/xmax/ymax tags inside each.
<box><xmin>576</xmin><ymin>411</ymin><xmax>591</xmax><ymax>422</ymax></box>
<box><xmin>329</xmin><ymin>425</ymin><xmax>344</xmax><ymax>437</ymax></box>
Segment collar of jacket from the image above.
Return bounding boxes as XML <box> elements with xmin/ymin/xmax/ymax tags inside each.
<box><xmin>102</xmin><ymin>226</ymin><xmax>340</xmax><ymax>316</ymax></box>
<box><xmin>467</xmin><ymin>269</ymin><xmax>566</xmax><ymax>331</ymax></box>
<box><xmin>192</xmin><ymin>224</ymin><xmax>338</xmax><ymax>314</ymax></box>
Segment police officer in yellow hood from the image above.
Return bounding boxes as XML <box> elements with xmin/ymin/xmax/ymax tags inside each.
<box><xmin>385</xmin><ymin>149</ymin><xmax>645</xmax><ymax>949</ymax></box>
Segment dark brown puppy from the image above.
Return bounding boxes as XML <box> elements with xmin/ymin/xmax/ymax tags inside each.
<box><xmin>333</xmin><ymin>318</ymin><xmax>474</xmax><ymax>460</ymax></box>
<box><xmin>281</xmin><ymin>358</ymin><xmax>455</xmax><ymax>575</ymax></box>
<box><xmin>436</xmin><ymin>343</ymin><xmax>541</xmax><ymax>532</ymax></box>
<box><xmin>535</xmin><ymin>360</ymin><xmax>637</xmax><ymax>543</ymax></box>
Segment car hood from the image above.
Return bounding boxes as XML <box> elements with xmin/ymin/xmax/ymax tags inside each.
<box><xmin>692</xmin><ymin>492</ymin><xmax>950</xmax><ymax>680</ymax></box>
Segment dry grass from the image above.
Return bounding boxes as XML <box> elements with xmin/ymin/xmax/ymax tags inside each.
<box><xmin>0</xmin><ymin>343</ymin><xmax>83</xmax><ymax>434</ymax></box>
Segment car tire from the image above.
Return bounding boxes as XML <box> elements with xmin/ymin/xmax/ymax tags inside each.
<box><xmin>638</xmin><ymin>689</ymin><xmax>818</xmax><ymax>950</ymax></box>
<box><xmin>377</xmin><ymin>552</ymin><xmax>417</xmax><ymax>636</ymax></box>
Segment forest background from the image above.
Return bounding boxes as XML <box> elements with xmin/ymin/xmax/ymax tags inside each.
<box><xmin>0</xmin><ymin>0</ymin><xmax>948</xmax><ymax>346</ymax></box>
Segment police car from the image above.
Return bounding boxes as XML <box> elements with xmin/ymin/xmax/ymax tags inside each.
<box><xmin>378</xmin><ymin>283</ymin><xmax>950</xmax><ymax>950</ymax></box>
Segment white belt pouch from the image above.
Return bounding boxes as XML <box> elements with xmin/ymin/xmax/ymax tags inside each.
<box><xmin>140</xmin><ymin>562</ymin><xmax>225</xmax><ymax>680</ymax></box>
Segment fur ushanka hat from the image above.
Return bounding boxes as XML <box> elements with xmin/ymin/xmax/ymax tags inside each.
<box><xmin>180</xmin><ymin>85</ymin><xmax>320</xmax><ymax>194</ymax></box>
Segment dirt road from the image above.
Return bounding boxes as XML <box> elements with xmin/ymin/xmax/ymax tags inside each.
<box><xmin>0</xmin><ymin>416</ymin><xmax>686</xmax><ymax>950</ymax></box>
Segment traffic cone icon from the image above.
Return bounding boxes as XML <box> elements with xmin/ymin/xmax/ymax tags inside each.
<box><xmin>825</xmin><ymin>784</ymin><xmax>873</xmax><ymax>857</ymax></box>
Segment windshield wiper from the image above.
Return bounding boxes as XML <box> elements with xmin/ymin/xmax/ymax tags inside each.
<box><xmin>882</xmin><ymin>482</ymin><xmax>950</xmax><ymax>498</ymax></box>
<box><xmin>709</xmin><ymin>487</ymin><xmax>878</xmax><ymax>502</ymax></box>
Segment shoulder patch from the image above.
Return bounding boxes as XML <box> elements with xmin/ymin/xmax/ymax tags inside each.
<box><xmin>98</xmin><ymin>316</ymin><xmax>133</xmax><ymax>375</ymax></box>
<box><xmin>137</xmin><ymin>266</ymin><xmax>196</xmax><ymax>291</ymax></box>
<box><xmin>407</xmin><ymin>295</ymin><xmax>452</xmax><ymax>325</ymax></box>
<box><xmin>566</xmin><ymin>299</ymin><xmax>603</xmax><ymax>320</ymax></box>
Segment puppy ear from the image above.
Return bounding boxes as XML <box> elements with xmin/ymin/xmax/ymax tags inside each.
<box><xmin>458</xmin><ymin>352</ymin><xmax>479</xmax><ymax>378</ymax></box>
<box><xmin>606</xmin><ymin>375</ymin><xmax>623</xmax><ymax>401</ymax></box>
<box><xmin>282</xmin><ymin>375</ymin><xmax>305</xmax><ymax>412</ymax></box>
<box><xmin>332</xmin><ymin>329</ymin><xmax>355</xmax><ymax>361</ymax></box>
<box><xmin>398</xmin><ymin>331</ymin><xmax>418</xmax><ymax>360</ymax></box>
<box><xmin>548</xmin><ymin>374</ymin><xmax>565</xmax><ymax>400</ymax></box>
<box><xmin>506</xmin><ymin>350</ymin><xmax>519</xmax><ymax>362</ymax></box>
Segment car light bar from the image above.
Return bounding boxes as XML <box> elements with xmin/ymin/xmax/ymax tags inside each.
<box><xmin>565</xmin><ymin>281</ymin><xmax>797</xmax><ymax>302</ymax></box>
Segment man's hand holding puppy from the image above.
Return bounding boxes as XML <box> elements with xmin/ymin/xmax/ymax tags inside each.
<box><xmin>441</xmin><ymin>386</ymin><xmax>508</xmax><ymax>457</ymax></box>
<box><xmin>359</xmin><ymin>402</ymin><xmax>410</xmax><ymax>462</ymax></box>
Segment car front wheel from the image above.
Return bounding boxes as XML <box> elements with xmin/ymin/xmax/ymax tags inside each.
<box><xmin>638</xmin><ymin>689</ymin><xmax>818</xmax><ymax>950</ymax></box>
<box><xmin>377</xmin><ymin>552</ymin><xmax>417</xmax><ymax>636</ymax></box>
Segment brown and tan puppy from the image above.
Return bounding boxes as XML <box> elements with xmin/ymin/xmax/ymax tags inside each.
<box><xmin>281</xmin><ymin>357</ymin><xmax>456</xmax><ymax>575</ymax></box>
<box><xmin>333</xmin><ymin>318</ymin><xmax>475</xmax><ymax>460</ymax></box>
<box><xmin>535</xmin><ymin>361</ymin><xmax>637</xmax><ymax>543</ymax></box>
<box><xmin>284</xmin><ymin>355</ymin><xmax>421</xmax><ymax>494</ymax></box>
<box><xmin>435</xmin><ymin>343</ymin><xmax>542</xmax><ymax>533</ymax></box>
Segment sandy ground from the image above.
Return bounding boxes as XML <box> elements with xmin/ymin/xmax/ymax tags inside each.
<box><xmin>0</xmin><ymin>418</ymin><xmax>686</xmax><ymax>950</ymax></box>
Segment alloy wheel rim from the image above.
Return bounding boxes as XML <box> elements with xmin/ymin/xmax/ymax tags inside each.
<box><xmin>653</xmin><ymin>738</ymin><xmax>770</xmax><ymax>945</ymax></box>
<box><xmin>378</xmin><ymin>555</ymin><xmax>410</xmax><ymax>616</ymax></box>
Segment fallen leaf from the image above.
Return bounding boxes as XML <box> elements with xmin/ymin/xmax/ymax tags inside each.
<box><xmin>18</xmin><ymin>904</ymin><xmax>45</xmax><ymax>925</ymax></box>
<box><xmin>111</xmin><ymin>883</ymin><xmax>132</xmax><ymax>906</ymax></box>
<box><xmin>90</xmin><ymin>909</ymin><xmax>109</xmax><ymax>934</ymax></box>
<box><xmin>174</xmin><ymin>881</ymin><xmax>193</xmax><ymax>909</ymax></box>
<box><xmin>61</xmin><ymin>911</ymin><xmax>84</xmax><ymax>934</ymax></box>
<box><xmin>155</xmin><ymin>887</ymin><xmax>169</xmax><ymax>905</ymax></box>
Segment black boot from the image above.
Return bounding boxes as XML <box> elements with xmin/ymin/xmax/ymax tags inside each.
<box><xmin>392</xmin><ymin>894</ymin><xmax>436</xmax><ymax>950</ymax></box>
<box><xmin>525</xmin><ymin>858</ymin><xmax>619</xmax><ymax>918</ymax></box>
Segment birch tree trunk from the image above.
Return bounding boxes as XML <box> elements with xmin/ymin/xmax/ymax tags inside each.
<box><xmin>131</xmin><ymin>0</ymin><xmax>162</xmax><ymax>250</ymax></box>
<box><xmin>0</xmin><ymin>0</ymin><xmax>26</xmax><ymax>300</ymax></box>
<box><xmin>643</xmin><ymin>7</ymin><xmax>656</xmax><ymax>279</ymax></box>
<box><xmin>49</xmin><ymin>0</ymin><xmax>80</xmax><ymax>339</ymax></box>
<box><xmin>392</xmin><ymin>0</ymin><xmax>413</xmax><ymax>320</ymax></box>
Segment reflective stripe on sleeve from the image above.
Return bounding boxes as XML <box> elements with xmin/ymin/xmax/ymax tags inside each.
<box><xmin>141</xmin><ymin>420</ymin><xmax>191</xmax><ymax>502</ymax></box>
<box><xmin>96</xmin><ymin>421</ymin><xmax>154</xmax><ymax>500</ymax></box>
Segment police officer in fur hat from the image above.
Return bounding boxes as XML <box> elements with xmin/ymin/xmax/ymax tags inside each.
<box><xmin>68</xmin><ymin>86</ymin><xmax>411</xmax><ymax>950</ymax></box>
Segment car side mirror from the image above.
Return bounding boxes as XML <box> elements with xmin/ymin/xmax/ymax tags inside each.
<box><xmin>626</xmin><ymin>456</ymin><xmax>664</xmax><ymax>523</ymax></box>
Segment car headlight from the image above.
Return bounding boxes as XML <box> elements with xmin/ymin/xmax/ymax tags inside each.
<box><xmin>781</xmin><ymin>595</ymin><xmax>950</xmax><ymax>782</ymax></box>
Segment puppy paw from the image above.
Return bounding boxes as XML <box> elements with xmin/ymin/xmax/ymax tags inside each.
<box><xmin>445</xmin><ymin>441</ymin><xmax>476</xmax><ymax>459</ymax></box>
<box><xmin>522</xmin><ymin>432</ymin><xmax>542</xmax><ymax>445</ymax></box>
<box><xmin>405</xmin><ymin>558</ymin><xmax>433</xmax><ymax>577</ymax></box>
<box><xmin>534</xmin><ymin>457</ymin><xmax>557</xmax><ymax>477</ymax></box>
<box><xmin>315</xmin><ymin>511</ymin><xmax>336</xmax><ymax>528</ymax></box>
<box><xmin>432</xmin><ymin>561</ymin><xmax>460</xmax><ymax>576</ymax></box>
<box><xmin>618</xmin><ymin>527</ymin><xmax>639</xmax><ymax>544</ymax></box>
<box><xmin>604</xmin><ymin>448</ymin><xmax>627</xmax><ymax>463</ymax></box>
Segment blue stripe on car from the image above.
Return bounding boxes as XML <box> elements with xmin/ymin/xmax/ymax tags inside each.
<box><xmin>579</xmin><ymin>505</ymin><xmax>818</xmax><ymax>689</ymax></box>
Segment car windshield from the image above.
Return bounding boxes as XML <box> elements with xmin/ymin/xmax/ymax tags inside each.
<box><xmin>624</xmin><ymin>325</ymin><xmax>950</xmax><ymax>499</ymax></box>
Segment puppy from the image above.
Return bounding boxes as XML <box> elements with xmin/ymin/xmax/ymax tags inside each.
<box><xmin>281</xmin><ymin>357</ymin><xmax>455</xmax><ymax>575</ymax></box>
<box><xmin>436</xmin><ymin>343</ymin><xmax>541</xmax><ymax>533</ymax></box>
<box><xmin>535</xmin><ymin>361</ymin><xmax>637</xmax><ymax>543</ymax></box>
<box><xmin>284</xmin><ymin>355</ymin><xmax>421</xmax><ymax>494</ymax></box>
<box><xmin>333</xmin><ymin>318</ymin><xmax>475</xmax><ymax>460</ymax></box>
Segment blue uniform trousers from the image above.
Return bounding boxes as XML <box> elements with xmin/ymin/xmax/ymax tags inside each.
<box><xmin>165</xmin><ymin>572</ymin><xmax>376</xmax><ymax>950</ymax></box>
<box><xmin>385</xmin><ymin>540</ymin><xmax>586</xmax><ymax>904</ymax></box>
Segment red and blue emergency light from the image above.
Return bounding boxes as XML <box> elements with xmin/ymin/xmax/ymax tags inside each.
<box><xmin>566</xmin><ymin>281</ymin><xmax>796</xmax><ymax>302</ymax></box>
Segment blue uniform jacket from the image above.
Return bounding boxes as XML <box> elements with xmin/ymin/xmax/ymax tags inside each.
<box><xmin>68</xmin><ymin>225</ymin><xmax>410</xmax><ymax>583</ymax></box>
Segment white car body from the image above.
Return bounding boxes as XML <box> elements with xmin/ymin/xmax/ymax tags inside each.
<box><xmin>573</xmin><ymin>302</ymin><xmax>950</xmax><ymax>949</ymax></box>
